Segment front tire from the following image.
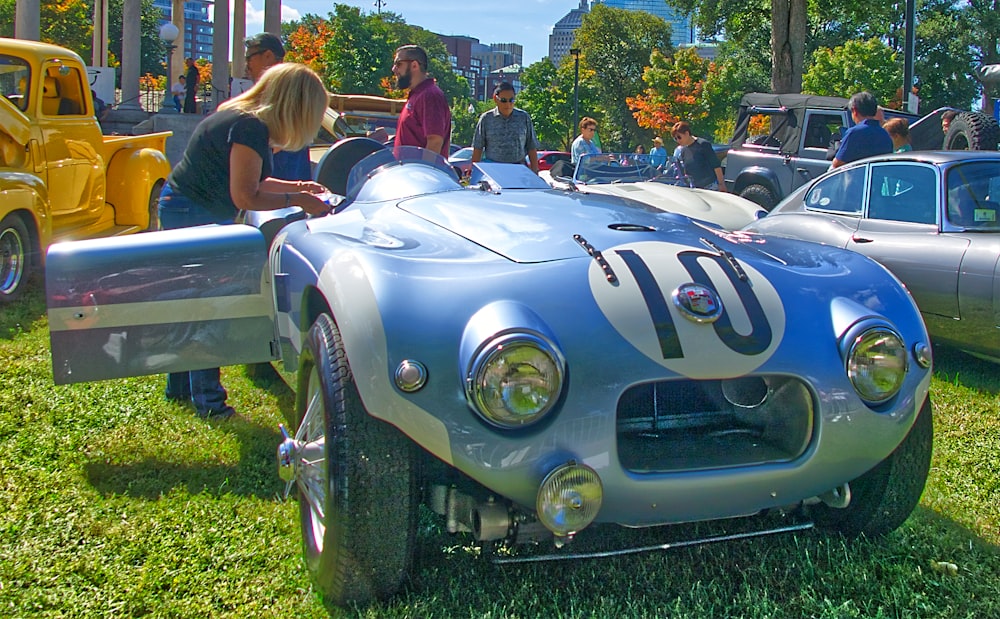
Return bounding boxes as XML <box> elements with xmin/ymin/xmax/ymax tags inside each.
<box><xmin>294</xmin><ymin>313</ymin><xmax>416</xmax><ymax>608</ymax></box>
<box><xmin>812</xmin><ymin>397</ymin><xmax>933</xmax><ymax>537</ymax></box>
<box><xmin>740</xmin><ymin>183</ymin><xmax>777</xmax><ymax>210</ymax></box>
<box><xmin>0</xmin><ymin>214</ymin><xmax>31</xmax><ymax>303</ymax></box>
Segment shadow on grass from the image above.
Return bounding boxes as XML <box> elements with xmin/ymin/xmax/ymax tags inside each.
<box><xmin>388</xmin><ymin>504</ymin><xmax>999</xmax><ymax>617</ymax></box>
<box><xmin>83</xmin><ymin>419</ymin><xmax>286</xmax><ymax>500</ymax></box>
<box><xmin>244</xmin><ymin>361</ymin><xmax>298</xmax><ymax>426</ymax></box>
<box><xmin>0</xmin><ymin>276</ymin><xmax>47</xmax><ymax>340</ymax></box>
<box><xmin>932</xmin><ymin>345</ymin><xmax>1000</xmax><ymax>395</ymax></box>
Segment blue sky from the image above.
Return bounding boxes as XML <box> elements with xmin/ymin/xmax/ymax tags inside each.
<box><xmin>242</xmin><ymin>0</ymin><xmax>576</xmax><ymax>66</ymax></box>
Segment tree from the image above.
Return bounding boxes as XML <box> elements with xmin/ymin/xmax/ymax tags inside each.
<box><xmin>325</xmin><ymin>4</ymin><xmax>394</xmax><ymax>94</ymax></box>
<box><xmin>518</xmin><ymin>58</ymin><xmax>600</xmax><ymax>150</ymax></box>
<box><xmin>628</xmin><ymin>47</ymin><xmax>714</xmax><ymax>137</ymax></box>
<box><xmin>771</xmin><ymin>0</ymin><xmax>807</xmax><ymax>92</ymax></box>
<box><xmin>284</xmin><ymin>16</ymin><xmax>335</xmax><ymax>78</ymax></box>
<box><xmin>108</xmin><ymin>0</ymin><xmax>169</xmax><ymax>79</ymax></box>
<box><xmin>802</xmin><ymin>39</ymin><xmax>900</xmax><ymax>104</ymax></box>
<box><xmin>573</xmin><ymin>4</ymin><xmax>673</xmax><ymax>150</ymax></box>
<box><xmin>285</xmin><ymin>7</ymin><xmax>468</xmax><ymax>104</ymax></box>
<box><xmin>0</xmin><ymin>0</ymin><xmax>93</xmax><ymax>58</ymax></box>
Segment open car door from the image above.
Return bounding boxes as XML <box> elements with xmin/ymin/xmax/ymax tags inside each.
<box><xmin>46</xmin><ymin>225</ymin><xmax>277</xmax><ymax>384</ymax></box>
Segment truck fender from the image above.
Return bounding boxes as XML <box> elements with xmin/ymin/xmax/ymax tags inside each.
<box><xmin>733</xmin><ymin>165</ymin><xmax>782</xmax><ymax>197</ymax></box>
<box><xmin>0</xmin><ymin>173</ymin><xmax>53</xmax><ymax>262</ymax></box>
<box><xmin>104</xmin><ymin>147</ymin><xmax>172</xmax><ymax>229</ymax></box>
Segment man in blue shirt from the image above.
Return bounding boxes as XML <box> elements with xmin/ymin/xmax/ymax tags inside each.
<box><xmin>832</xmin><ymin>92</ymin><xmax>893</xmax><ymax>168</ymax></box>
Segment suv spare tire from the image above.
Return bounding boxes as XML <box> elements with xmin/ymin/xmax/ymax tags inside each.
<box><xmin>944</xmin><ymin>111</ymin><xmax>1000</xmax><ymax>151</ymax></box>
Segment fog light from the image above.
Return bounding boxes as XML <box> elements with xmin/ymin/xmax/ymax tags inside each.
<box><xmin>536</xmin><ymin>462</ymin><xmax>602</xmax><ymax>537</ymax></box>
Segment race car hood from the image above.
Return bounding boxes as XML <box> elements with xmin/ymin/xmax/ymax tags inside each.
<box><xmin>580</xmin><ymin>182</ymin><xmax>766</xmax><ymax>230</ymax></box>
<box><xmin>395</xmin><ymin>188</ymin><xmax>707</xmax><ymax>263</ymax></box>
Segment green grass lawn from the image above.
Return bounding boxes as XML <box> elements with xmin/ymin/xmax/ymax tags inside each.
<box><xmin>2</xmin><ymin>285</ymin><xmax>998</xmax><ymax>618</ymax></box>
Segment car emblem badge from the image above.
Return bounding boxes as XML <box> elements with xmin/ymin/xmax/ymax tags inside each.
<box><xmin>672</xmin><ymin>283</ymin><xmax>723</xmax><ymax>323</ymax></box>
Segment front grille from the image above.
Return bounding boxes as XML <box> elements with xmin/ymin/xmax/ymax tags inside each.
<box><xmin>616</xmin><ymin>376</ymin><xmax>814</xmax><ymax>472</ymax></box>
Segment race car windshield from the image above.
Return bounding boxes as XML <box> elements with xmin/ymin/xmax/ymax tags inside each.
<box><xmin>346</xmin><ymin>146</ymin><xmax>460</xmax><ymax>202</ymax></box>
<box><xmin>574</xmin><ymin>153</ymin><xmax>690</xmax><ymax>187</ymax></box>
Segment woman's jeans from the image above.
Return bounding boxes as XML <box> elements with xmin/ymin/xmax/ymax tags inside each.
<box><xmin>158</xmin><ymin>184</ymin><xmax>234</xmax><ymax>416</ymax></box>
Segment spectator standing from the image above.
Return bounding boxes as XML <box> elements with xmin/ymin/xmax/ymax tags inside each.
<box><xmin>672</xmin><ymin>121</ymin><xmax>726</xmax><ymax>191</ymax></box>
<box><xmin>91</xmin><ymin>90</ymin><xmax>108</xmax><ymax>121</ymax></box>
<box><xmin>883</xmin><ymin>117</ymin><xmax>913</xmax><ymax>153</ymax></box>
<box><xmin>392</xmin><ymin>45</ymin><xmax>451</xmax><ymax>157</ymax></box>
<box><xmin>941</xmin><ymin>109</ymin><xmax>957</xmax><ymax>147</ymax></box>
<box><xmin>832</xmin><ymin>92</ymin><xmax>893</xmax><ymax>168</ymax></box>
<box><xmin>571</xmin><ymin>117</ymin><xmax>601</xmax><ymax>164</ymax></box>
<box><xmin>157</xmin><ymin>64</ymin><xmax>332</xmax><ymax>419</ymax></box>
<box><xmin>183</xmin><ymin>58</ymin><xmax>198</xmax><ymax>113</ymax></box>
<box><xmin>244</xmin><ymin>32</ymin><xmax>312</xmax><ymax>181</ymax></box>
<box><xmin>471</xmin><ymin>82</ymin><xmax>541</xmax><ymax>173</ymax></box>
<box><xmin>171</xmin><ymin>76</ymin><xmax>185</xmax><ymax>112</ymax></box>
<box><xmin>649</xmin><ymin>136</ymin><xmax>667</xmax><ymax>170</ymax></box>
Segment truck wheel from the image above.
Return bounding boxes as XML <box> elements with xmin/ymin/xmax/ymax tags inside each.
<box><xmin>740</xmin><ymin>184</ymin><xmax>777</xmax><ymax>210</ymax></box>
<box><xmin>147</xmin><ymin>180</ymin><xmax>164</xmax><ymax>231</ymax></box>
<box><xmin>293</xmin><ymin>313</ymin><xmax>416</xmax><ymax>608</ymax></box>
<box><xmin>812</xmin><ymin>397</ymin><xmax>932</xmax><ymax>537</ymax></box>
<box><xmin>944</xmin><ymin>111</ymin><xmax>1000</xmax><ymax>151</ymax></box>
<box><xmin>0</xmin><ymin>214</ymin><xmax>30</xmax><ymax>303</ymax></box>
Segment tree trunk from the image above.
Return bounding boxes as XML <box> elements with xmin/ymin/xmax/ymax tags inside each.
<box><xmin>771</xmin><ymin>0</ymin><xmax>807</xmax><ymax>93</ymax></box>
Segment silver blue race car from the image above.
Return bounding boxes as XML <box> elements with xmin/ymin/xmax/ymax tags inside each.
<box><xmin>45</xmin><ymin>142</ymin><xmax>934</xmax><ymax>609</ymax></box>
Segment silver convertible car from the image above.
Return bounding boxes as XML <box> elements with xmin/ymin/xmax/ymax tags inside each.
<box><xmin>46</xmin><ymin>143</ymin><xmax>933</xmax><ymax>609</ymax></box>
<box><xmin>746</xmin><ymin>150</ymin><xmax>1000</xmax><ymax>362</ymax></box>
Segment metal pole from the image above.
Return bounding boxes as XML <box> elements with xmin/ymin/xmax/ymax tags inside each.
<box><xmin>571</xmin><ymin>48</ymin><xmax>580</xmax><ymax>140</ymax></box>
<box><xmin>902</xmin><ymin>0</ymin><xmax>915</xmax><ymax>112</ymax></box>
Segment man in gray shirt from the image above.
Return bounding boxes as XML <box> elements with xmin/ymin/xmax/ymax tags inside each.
<box><xmin>472</xmin><ymin>82</ymin><xmax>540</xmax><ymax>173</ymax></box>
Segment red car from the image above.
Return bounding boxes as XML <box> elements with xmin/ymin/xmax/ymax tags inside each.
<box><xmin>537</xmin><ymin>150</ymin><xmax>571</xmax><ymax>171</ymax></box>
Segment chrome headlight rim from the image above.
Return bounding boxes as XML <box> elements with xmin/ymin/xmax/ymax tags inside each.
<box><xmin>465</xmin><ymin>331</ymin><xmax>565</xmax><ymax>429</ymax></box>
<box><xmin>845</xmin><ymin>324</ymin><xmax>908</xmax><ymax>406</ymax></box>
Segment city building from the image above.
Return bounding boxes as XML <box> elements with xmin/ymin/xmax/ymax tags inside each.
<box><xmin>438</xmin><ymin>35</ymin><xmax>488</xmax><ymax>101</ymax></box>
<box><xmin>439</xmin><ymin>35</ymin><xmax>525</xmax><ymax>101</ymax></box>
<box><xmin>549</xmin><ymin>0</ymin><xmax>696</xmax><ymax>67</ymax></box>
<box><xmin>596</xmin><ymin>0</ymin><xmax>695</xmax><ymax>47</ymax></box>
<box><xmin>153</xmin><ymin>0</ymin><xmax>214</xmax><ymax>62</ymax></box>
<box><xmin>549</xmin><ymin>0</ymin><xmax>590</xmax><ymax>67</ymax></box>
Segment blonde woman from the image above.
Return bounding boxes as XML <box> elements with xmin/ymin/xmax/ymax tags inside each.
<box><xmin>157</xmin><ymin>63</ymin><xmax>331</xmax><ymax>419</ymax></box>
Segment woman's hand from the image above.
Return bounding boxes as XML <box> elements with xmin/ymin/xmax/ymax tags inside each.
<box><xmin>288</xmin><ymin>191</ymin><xmax>332</xmax><ymax>217</ymax></box>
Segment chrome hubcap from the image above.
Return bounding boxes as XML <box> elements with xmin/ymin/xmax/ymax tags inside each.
<box><xmin>275</xmin><ymin>364</ymin><xmax>327</xmax><ymax>548</ymax></box>
<box><xmin>0</xmin><ymin>227</ymin><xmax>25</xmax><ymax>295</ymax></box>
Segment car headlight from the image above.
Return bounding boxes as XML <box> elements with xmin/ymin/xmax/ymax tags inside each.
<box><xmin>847</xmin><ymin>327</ymin><xmax>907</xmax><ymax>404</ymax></box>
<box><xmin>466</xmin><ymin>333</ymin><xmax>564</xmax><ymax>428</ymax></box>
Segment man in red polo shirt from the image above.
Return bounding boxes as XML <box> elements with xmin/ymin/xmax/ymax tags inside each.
<box><xmin>392</xmin><ymin>45</ymin><xmax>451</xmax><ymax>157</ymax></box>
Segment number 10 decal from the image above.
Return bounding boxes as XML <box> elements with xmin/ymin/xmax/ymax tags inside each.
<box><xmin>590</xmin><ymin>241</ymin><xmax>784</xmax><ymax>378</ymax></box>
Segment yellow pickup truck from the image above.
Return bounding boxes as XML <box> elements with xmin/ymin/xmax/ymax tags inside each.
<box><xmin>0</xmin><ymin>38</ymin><xmax>171</xmax><ymax>302</ymax></box>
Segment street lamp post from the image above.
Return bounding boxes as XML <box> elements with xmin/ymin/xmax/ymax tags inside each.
<box><xmin>570</xmin><ymin>48</ymin><xmax>581</xmax><ymax>139</ymax></box>
<box><xmin>374</xmin><ymin>0</ymin><xmax>387</xmax><ymax>15</ymax></box>
<box><xmin>159</xmin><ymin>22</ymin><xmax>179</xmax><ymax>113</ymax></box>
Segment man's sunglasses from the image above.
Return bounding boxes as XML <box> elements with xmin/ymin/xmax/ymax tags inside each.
<box><xmin>496</xmin><ymin>97</ymin><xmax>515</xmax><ymax>103</ymax></box>
<box><xmin>245</xmin><ymin>49</ymin><xmax>266</xmax><ymax>62</ymax></box>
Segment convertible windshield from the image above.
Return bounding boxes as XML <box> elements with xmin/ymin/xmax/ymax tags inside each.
<box><xmin>574</xmin><ymin>153</ymin><xmax>691</xmax><ymax>186</ymax></box>
<box><xmin>346</xmin><ymin>146</ymin><xmax>460</xmax><ymax>201</ymax></box>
